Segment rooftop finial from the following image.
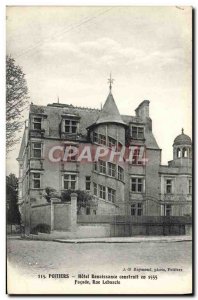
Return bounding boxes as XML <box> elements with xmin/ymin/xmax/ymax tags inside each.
<box><xmin>182</xmin><ymin>128</ymin><xmax>184</xmax><ymax>134</ymax></box>
<box><xmin>108</xmin><ymin>73</ymin><xmax>114</xmax><ymax>92</ymax></box>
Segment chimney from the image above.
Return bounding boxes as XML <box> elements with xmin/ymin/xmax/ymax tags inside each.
<box><xmin>135</xmin><ymin>100</ymin><xmax>150</xmax><ymax>120</ymax></box>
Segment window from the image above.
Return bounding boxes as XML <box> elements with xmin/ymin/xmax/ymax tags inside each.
<box><xmin>118</xmin><ymin>166</ymin><xmax>124</xmax><ymax>181</ymax></box>
<box><xmin>165</xmin><ymin>204</ymin><xmax>172</xmax><ymax>216</ymax></box>
<box><xmin>132</xmin><ymin>147</ymin><xmax>142</xmax><ymax>165</ymax></box>
<box><xmin>93</xmin><ymin>132</ymin><xmax>98</xmax><ymax>143</ymax></box>
<box><xmin>85</xmin><ymin>176</ymin><xmax>91</xmax><ymax>191</ymax></box>
<box><xmin>131</xmin><ymin>177</ymin><xmax>144</xmax><ymax>193</ymax></box>
<box><xmin>86</xmin><ymin>207</ymin><xmax>90</xmax><ymax>215</ymax></box>
<box><xmin>188</xmin><ymin>179</ymin><xmax>192</xmax><ymax>194</ymax></box>
<box><xmin>108</xmin><ymin>162</ymin><xmax>116</xmax><ymax>177</ymax></box>
<box><xmin>99</xmin><ymin>160</ymin><xmax>106</xmax><ymax>174</ymax></box>
<box><xmin>32</xmin><ymin>142</ymin><xmax>42</xmax><ymax>158</ymax></box>
<box><xmin>65</xmin><ymin>146</ymin><xmax>77</xmax><ymax>161</ymax></box>
<box><xmin>33</xmin><ymin>173</ymin><xmax>41</xmax><ymax>189</ymax></box>
<box><xmin>63</xmin><ymin>174</ymin><xmax>76</xmax><ymax>190</ymax></box>
<box><xmin>33</xmin><ymin>117</ymin><xmax>42</xmax><ymax>130</ymax></box>
<box><xmin>99</xmin><ymin>134</ymin><xmax>106</xmax><ymax>145</ymax></box>
<box><xmin>93</xmin><ymin>182</ymin><xmax>98</xmax><ymax>196</ymax></box>
<box><xmin>107</xmin><ymin>188</ymin><xmax>116</xmax><ymax>203</ymax></box>
<box><xmin>99</xmin><ymin>185</ymin><xmax>106</xmax><ymax>200</ymax></box>
<box><xmin>108</xmin><ymin>136</ymin><xmax>117</xmax><ymax>148</ymax></box>
<box><xmin>93</xmin><ymin>161</ymin><xmax>97</xmax><ymax>172</ymax></box>
<box><xmin>166</xmin><ymin>179</ymin><xmax>173</xmax><ymax>194</ymax></box>
<box><xmin>131</xmin><ymin>126</ymin><xmax>144</xmax><ymax>139</ymax></box>
<box><xmin>65</xmin><ymin>120</ymin><xmax>77</xmax><ymax>134</ymax></box>
<box><xmin>182</xmin><ymin>148</ymin><xmax>187</xmax><ymax>158</ymax></box>
<box><xmin>131</xmin><ymin>203</ymin><xmax>143</xmax><ymax>216</ymax></box>
<box><xmin>177</xmin><ymin>148</ymin><xmax>181</xmax><ymax>158</ymax></box>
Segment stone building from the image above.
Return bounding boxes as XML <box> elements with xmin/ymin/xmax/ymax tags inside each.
<box><xmin>17</xmin><ymin>85</ymin><xmax>192</xmax><ymax>235</ymax></box>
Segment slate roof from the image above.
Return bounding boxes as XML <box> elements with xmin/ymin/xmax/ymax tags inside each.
<box><xmin>174</xmin><ymin>130</ymin><xmax>191</xmax><ymax>146</ymax></box>
<box><xmin>17</xmin><ymin>95</ymin><xmax>161</xmax><ymax>161</ymax></box>
<box><xmin>95</xmin><ymin>92</ymin><xmax>126</xmax><ymax>125</ymax></box>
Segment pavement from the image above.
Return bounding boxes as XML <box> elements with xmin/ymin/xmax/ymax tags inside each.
<box><xmin>54</xmin><ymin>235</ymin><xmax>192</xmax><ymax>244</ymax></box>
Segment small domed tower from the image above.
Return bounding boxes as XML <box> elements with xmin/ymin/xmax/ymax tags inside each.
<box><xmin>172</xmin><ymin>129</ymin><xmax>192</xmax><ymax>167</ymax></box>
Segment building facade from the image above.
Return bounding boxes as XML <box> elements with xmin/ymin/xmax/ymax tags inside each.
<box><xmin>17</xmin><ymin>88</ymin><xmax>192</xmax><ymax>231</ymax></box>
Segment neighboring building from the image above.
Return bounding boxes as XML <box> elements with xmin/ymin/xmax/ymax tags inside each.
<box><xmin>17</xmin><ymin>86</ymin><xmax>192</xmax><ymax>232</ymax></box>
<box><xmin>159</xmin><ymin>129</ymin><xmax>192</xmax><ymax>217</ymax></box>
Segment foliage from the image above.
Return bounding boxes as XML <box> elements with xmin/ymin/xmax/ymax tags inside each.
<box><xmin>43</xmin><ymin>187</ymin><xmax>57</xmax><ymax>203</ymax></box>
<box><xmin>6</xmin><ymin>173</ymin><xmax>21</xmax><ymax>224</ymax></box>
<box><xmin>61</xmin><ymin>190</ymin><xmax>92</xmax><ymax>213</ymax></box>
<box><xmin>6</xmin><ymin>55</ymin><xmax>29</xmax><ymax>152</ymax></box>
<box><xmin>30</xmin><ymin>223</ymin><xmax>51</xmax><ymax>235</ymax></box>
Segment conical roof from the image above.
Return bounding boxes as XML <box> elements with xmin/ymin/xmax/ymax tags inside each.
<box><xmin>96</xmin><ymin>92</ymin><xmax>126</xmax><ymax>125</ymax></box>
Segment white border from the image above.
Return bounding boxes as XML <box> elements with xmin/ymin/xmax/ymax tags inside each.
<box><xmin>1</xmin><ymin>1</ymin><xmax>196</xmax><ymax>299</ymax></box>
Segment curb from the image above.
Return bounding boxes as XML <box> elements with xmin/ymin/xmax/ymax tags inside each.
<box><xmin>53</xmin><ymin>238</ymin><xmax>192</xmax><ymax>244</ymax></box>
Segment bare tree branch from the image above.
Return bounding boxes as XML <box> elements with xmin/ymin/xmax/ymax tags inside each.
<box><xmin>6</xmin><ymin>55</ymin><xmax>29</xmax><ymax>153</ymax></box>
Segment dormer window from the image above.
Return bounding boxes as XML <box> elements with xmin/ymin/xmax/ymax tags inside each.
<box><xmin>65</xmin><ymin>120</ymin><xmax>77</xmax><ymax>134</ymax></box>
<box><xmin>98</xmin><ymin>134</ymin><xmax>106</xmax><ymax>145</ymax></box>
<box><xmin>33</xmin><ymin>117</ymin><xmax>42</xmax><ymax>130</ymax></box>
<box><xmin>108</xmin><ymin>136</ymin><xmax>116</xmax><ymax>148</ymax></box>
<box><xmin>131</xmin><ymin>126</ymin><xmax>144</xmax><ymax>139</ymax></box>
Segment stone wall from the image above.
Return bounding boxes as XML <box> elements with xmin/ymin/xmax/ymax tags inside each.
<box><xmin>30</xmin><ymin>202</ymin><xmax>71</xmax><ymax>231</ymax></box>
<box><xmin>78</xmin><ymin>215</ymin><xmax>191</xmax><ymax>237</ymax></box>
<box><xmin>54</xmin><ymin>203</ymin><xmax>71</xmax><ymax>230</ymax></box>
<box><xmin>30</xmin><ymin>204</ymin><xmax>51</xmax><ymax>229</ymax></box>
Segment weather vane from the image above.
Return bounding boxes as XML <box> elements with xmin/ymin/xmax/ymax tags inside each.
<box><xmin>108</xmin><ymin>73</ymin><xmax>114</xmax><ymax>92</ymax></box>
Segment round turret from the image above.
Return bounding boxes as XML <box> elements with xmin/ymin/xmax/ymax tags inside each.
<box><xmin>173</xmin><ymin>129</ymin><xmax>192</xmax><ymax>159</ymax></box>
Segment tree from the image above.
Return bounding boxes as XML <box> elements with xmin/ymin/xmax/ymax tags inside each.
<box><xmin>6</xmin><ymin>55</ymin><xmax>29</xmax><ymax>152</ymax></box>
<box><xmin>6</xmin><ymin>173</ymin><xmax>21</xmax><ymax>224</ymax></box>
<box><xmin>61</xmin><ymin>190</ymin><xmax>92</xmax><ymax>214</ymax></box>
<box><xmin>43</xmin><ymin>187</ymin><xmax>61</xmax><ymax>203</ymax></box>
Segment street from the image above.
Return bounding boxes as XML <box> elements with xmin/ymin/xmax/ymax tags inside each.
<box><xmin>7</xmin><ymin>237</ymin><xmax>192</xmax><ymax>277</ymax></box>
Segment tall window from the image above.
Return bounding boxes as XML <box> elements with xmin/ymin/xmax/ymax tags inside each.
<box><xmin>118</xmin><ymin>166</ymin><xmax>124</xmax><ymax>181</ymax></box>
<box><xmin>93</xmin><ymin>132</ymin><xmax>98</xmax><ymax>143</ymax></box>
<box><xmin>132</xmin><ymin>147</ymin><xmax>142</xmax><ymax>165</ymax></box>
<box><xmin>131</xmin><ymin>177</ymin><xmax>144</xmax><ymax>193</ymax></box>
<box><xmin>63</xmin><ymin>174</ymin><xmax>76</xmax><ymax>190</ymax></box>
<box><xmin>93</xmin><ymin>161</ymin><xmax>97</xmax><ymax>172</ymax></box>
<box><xmin>65</xmin><ymin>120</ymin><xmax>77</xmax><ymax>134</ymax></box>
<box><xmin>108</xmin><ymin>137</ymin><xmax>116</xmax><ymax>148</ymax></box>
<box><xmin>32</xmin><ymin>142</ymin><xmax>42</xmax><ymax>158</ymax></box>
<box><xmin>98</xmin><ymin>134</ymin><xmax>106</xmax><ymax>145</ymax></box>
<box><xmin>182</xmin><ymin>148</ymin><xmax>187</xmax><ymax>158</ymax></box>
<box><xmin>85</xmin><ymin>176</ymin><xmax>91</xmax><ymax>191</ymax></box>
<box><xmin>177</xmin><ymin>148</ymin><xmax>181</xmax><ymax>158</ymax></box>
<box><xmin>131</xmin><ymin>126</ymin><xmax>144</xmax><ymax>139</ymax></box>
<box><xmin>33</xmin><ymin>173</ymin><xmax>41</xmax><ymax>189</ymax></box>
<box><xmin>33</xmin><ymin>117</ymin><xmax>42</xmax><ymax>130</ymax></box>
<box><xmin>107</xmin><ymin>188</ymin><xmax>116</xmax><ymax>203</ymax></box>
<box><xmin>93</xmin><ymin>182</ymin><xmax>98</xmax><ymax>196</ymax></box>
<box><xmin>108</xmin><ymin>162</ymin><xmax>116</xmax><ymax>177</ymax></box>
<box><xmin>188</xmin><ymin>179</ymin><xmax>192</xmax><ymax>194</ymax></box>
<box><xmin>86</xmin><ymin>207</ymin><xmax>90</xmax><ymax>215</ymax></box>
<box><xmin>99</xmin><ymin>185</ymin><xmax>106</xmax><ymax>200</ymax></box>
<box><xmin>165</xmin><ymin>204</ymin><xmax>172</xmax><ymax>216</ymax></box>
<box><xmin>99</xmin><ymin>160</ymin><xmax>106</xmax><ymax>174</ymax></box>
<box><xmin>166</xmin><ymin>179</ymin><xmax>173</xmax><ymax>194</ymax></box>
<box><xmin>131</xmin><ymin>203</ymin><xmax>143</xmax><ymax>216</ymax></box>
<box><xmin>64</xmin><ymin>146</ymin><xmax>77</xmax><ymax>161</ymax></box>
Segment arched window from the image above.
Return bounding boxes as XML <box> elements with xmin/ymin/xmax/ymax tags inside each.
<box><xmin>182</xmin><ymin>148</ymin><xmax>187</xmax><ymax>158</ymax></box>
<box><xmin>189</xmin><ymin>148</ymin><xmax>192</xmax><ymax>158</ymax></box>
<box><xmin>177</xmin><ymin>148</ymin><xmax>181</xmax><ymax>158</ymax></box>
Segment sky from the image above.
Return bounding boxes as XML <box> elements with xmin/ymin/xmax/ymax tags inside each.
<box><xmin>6</xmin><ymin>6</ymin><xmax>192</xmax><ymax>175</ymax></box>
